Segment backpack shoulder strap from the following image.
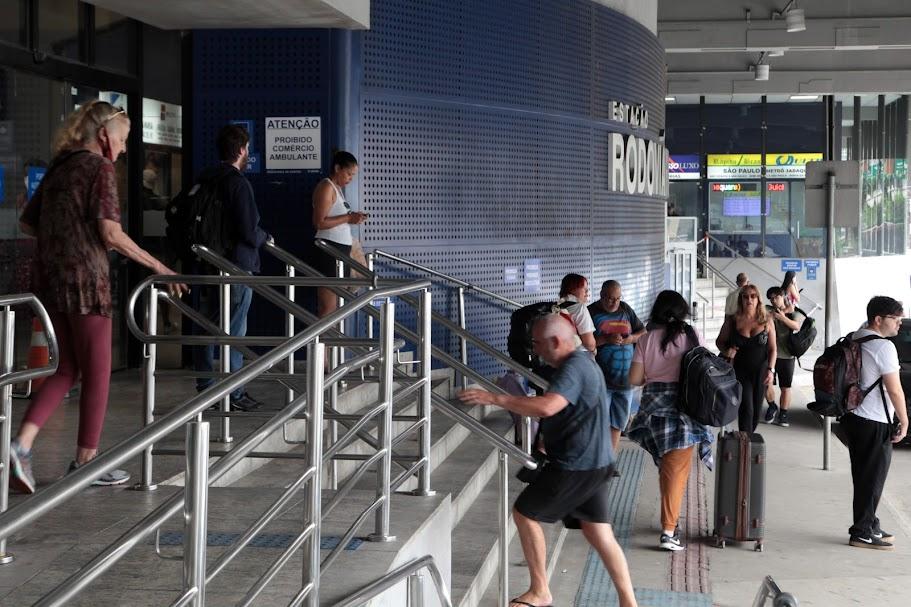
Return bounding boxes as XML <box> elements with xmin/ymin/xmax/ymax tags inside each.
<box><xmin>682</xmin><ymin>324</ymin><xmax>699</xmax><ymax>351</ymax></box>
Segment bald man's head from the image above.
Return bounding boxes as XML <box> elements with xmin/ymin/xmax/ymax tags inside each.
<box><xmin>532</xmin><ymin>313</ymin><xmax>578</xmax><ymax>366</ymax></box>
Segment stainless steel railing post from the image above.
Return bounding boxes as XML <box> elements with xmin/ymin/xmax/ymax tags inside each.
<box><xmin>414</xmin><ymin>289</ymin><xmax>434</xmax><ymax>496</ymax></box>
<box><xmin>366</xmin><ymin>253</ymin><xmax>376</xmax><ymax>341</ymax></box>
<box><xmin>183</xmin><ymin>420</ymin><xmax>210</xmax><ymax>607</ymax></box>
<box><xmin>457</xmin><ymin>287</ymin><xmax>468</xmax><ymax>391</ymax></box>
<box><xmin>336</xmin><ymin>259</ymin><xmax>347</xmax><ymax>366</ymax></box>
<box><xmin>497</xmin><ymin>450</ymin><xmax>509</xmax><ymax>607</ymax></box>
<box><xmin>0</xmin><ymin>307</ymin><xmax>16</xmax><ymax>564</ymax></box>
<box><xmin>329</xmin><ymin>260</ymin><xmax>345</xmax><ymax>490</ymax></box>
<box><xmin>286</xmin><ymin>264</ymin><xmax>296</xmax><ymax>408</ymax></box>
<box><xmin>407</xmin><ymin>571</ymin><xmax>425</xmax><ymax>607</ymax></box>
<box><xmin>369</xmin><ymin>300</ymin><xmax>396</xmax><ymax>542</ymax></box>
<box><xmin>522</xmin><ymin>416</ymin><xmax>533</xmax><ymax>455</ymax></box>
<box><xmin>218</xmin><ymin>272</ymin><xmax>233</xmax><ymax>443</ymax></box>
<box><xmin>303</xmin><ymin>340</ymin><xmax>325</xmax><ymax>607</ymax></box>
<box><xmin>136</xmin><ymin>287</ymin><xmax>158</xmax><ymax>491</ymax></box>
<box><xmin>328</xmin><ymin>342</ymin><xmax>339</xmax><ymax>491</ymax></box>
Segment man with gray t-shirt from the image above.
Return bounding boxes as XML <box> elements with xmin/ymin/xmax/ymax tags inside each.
<box><xmin>843</xmin><ymin>296</ymin><xmax>909</xmax><ymax>550</ymax></box>
<box><xmin>459</xmin><ymin>314</ymin><xmax>638</xmax><ymax>607</ymax></box>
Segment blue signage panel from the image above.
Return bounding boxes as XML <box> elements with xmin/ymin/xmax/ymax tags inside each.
<box><xmin>229</xmin><ymin>119</ymin><xmax>260</xmax><ymax>174</ymax></box>
<box><xmin>806</xmin><ymin>267</ymin><xmax>817</xmax><ymax>281</ymax></box>
<box><xmin>804</xmin><ymin>259</ymin><xmax>820</xmax><ymax>269</ymax></box>
<box><xmin>668</xmin><ymin>154</ymin><xmax>700</xmax><ymax>180</ymax></box>
<box><xmin>27</xmin><ymin>166</ymin><xmax>46</xmax><ymax>201</ymax></box>
<box><xmin>781</xmin><ymin>259</ymin><xmax>803</xmax><ymax>272</ymax></box>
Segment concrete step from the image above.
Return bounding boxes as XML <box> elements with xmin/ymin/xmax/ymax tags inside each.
<box><xmin>451</xmin><ymin>455</ymin><xmax>525</xmax><ymax>607</ymax></box>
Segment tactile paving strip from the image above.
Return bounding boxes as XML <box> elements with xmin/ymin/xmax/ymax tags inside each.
<box><xmin>156</xmin><ymin>532</ymin><xmax>363</xmax><ymax>550</ymax></box>
<box><xmin>574</xmin><ymin>449</ymin><xmax>714</xmax><ymax>606</ymax></box>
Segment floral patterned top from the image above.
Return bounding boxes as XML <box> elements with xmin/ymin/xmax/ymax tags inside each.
<box><xmin>20</xmin><ymin>150</ymin><xmax>121</xmax><ymax>317</ymax></box>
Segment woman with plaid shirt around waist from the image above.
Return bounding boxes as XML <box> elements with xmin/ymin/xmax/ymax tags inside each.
<box><xmin>627</xmin><ymin>290</ymin><xmax>714</xmax><ymax>552</ymax></box>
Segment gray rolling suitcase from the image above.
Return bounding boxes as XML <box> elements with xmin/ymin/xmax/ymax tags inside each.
<box><xmin>713</xmin><ymin>430</ymin><xmax>765</xmax><ymax>551</ymax></box>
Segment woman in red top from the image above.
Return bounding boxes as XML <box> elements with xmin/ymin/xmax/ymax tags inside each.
<box><xmin>8</xmin><ymin>100</ymin><xmax>185</xmax><ymax>494</ymax></box>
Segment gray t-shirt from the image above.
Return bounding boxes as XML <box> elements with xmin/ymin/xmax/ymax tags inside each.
<box><xmin>541</xmin><ymin>349</ymin><xmax>614</xmax><ymax>470</ymax></box>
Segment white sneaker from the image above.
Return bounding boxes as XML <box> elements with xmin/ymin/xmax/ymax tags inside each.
<box><xmin>67</xmin><ymin>461</ymin><xmax>131</xmax><ymax>486</ymax></box>
<box><xmin>659</xmin><ymin>532</ymin><xmax>684</xmax><ymax>551</ymax></box>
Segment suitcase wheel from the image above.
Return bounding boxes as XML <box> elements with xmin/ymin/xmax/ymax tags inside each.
<box><xmin>754</xmin><ymin>541</ymin><xmax>763</xmax><ymax>552</ymax></box>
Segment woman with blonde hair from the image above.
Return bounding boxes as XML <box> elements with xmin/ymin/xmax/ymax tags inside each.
<box><xmin>8</xmin><ymin>100</ymin><xmax>185</xmax><ymax>494</ymax></box>
<box><xmin>716</xmin><ymin>283</ymin><xmax>777</xmax><ymax>432</ymax></box>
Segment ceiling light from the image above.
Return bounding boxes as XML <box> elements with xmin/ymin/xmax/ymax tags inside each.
<box><xmin>789</xmin><ymin>94</ymin><xmax>820</xmax><ymax>101</ymax></box>
<box><xmin>665</xmin><ymin>96</ymin><xmax>676</xmax><ymax>102</ymax></box>
<box><xmin>786</xmin><ymin>8</ymin><xmax>806</xmax><ymax>32</ymax></box>
<box><xmin>754</xmin><ymin>64</ymin><xmax>770</xmax><ymax>81</ymax></box>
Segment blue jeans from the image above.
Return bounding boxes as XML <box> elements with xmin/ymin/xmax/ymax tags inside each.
<box><xmin>606</xmin><ymin>388</ymin><xmax>633</xmax><ymax>431</ymax></box>
<box><xmin>192</xmin><ymin>284</ymin><xmax>252</xmax><ymax>400</ymax></box>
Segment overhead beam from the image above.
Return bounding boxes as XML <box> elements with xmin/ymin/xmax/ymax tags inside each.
<box><xmin>84</xmin><ymin>0</ymin><xmax>370</xmax><ymax>30</ymax></box>
<box><xmin>660</xmin><ymin>16</ymin><xmax>911</xmax><ymax>53</ymax></box>
<box><xmin>667</xmin><ymin>69</ymin><xmax>911</xmax><ymax>95</ymax></box>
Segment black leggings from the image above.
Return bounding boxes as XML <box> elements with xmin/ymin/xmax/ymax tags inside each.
<box><xmin>734</xmin><ymin>359</ymin><xmax>767</xmax><ymax>433</ymax></box>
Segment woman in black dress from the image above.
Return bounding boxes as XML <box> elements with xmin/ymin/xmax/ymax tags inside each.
<box><xmin>716</xmin><ymin>284</ymin><xmax>777</xmax><ymax>432</ymax></box>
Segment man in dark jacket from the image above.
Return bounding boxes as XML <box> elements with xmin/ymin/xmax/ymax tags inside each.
<box><xmin>192</xmin><ymin>124</ymin><xmax>270</xmax><ymax>411</ymax></box>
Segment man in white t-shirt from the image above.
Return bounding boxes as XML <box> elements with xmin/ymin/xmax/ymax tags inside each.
<box><xmin>843</xmin><ymin>296</ymin><xmax>909</xmax><ymax>550</ymax></box>
<box><xmin>723</xmin><ymin>273</ymin><xmax>749</xmax><ymax>316</ymax></box>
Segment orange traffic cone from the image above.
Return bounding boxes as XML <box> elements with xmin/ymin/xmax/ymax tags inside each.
<box><xmin>27</xmin><ymin>318</ymin><xmax>50</xmax><ymax>392</ymax></box>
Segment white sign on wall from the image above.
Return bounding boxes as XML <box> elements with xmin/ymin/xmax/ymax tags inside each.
<box><xmin>142</xmin><ymin>98</ymin><xmax>182</xmax><ymax>147</ymax></box>
<box><xmin>265</xmin><ymin>116</ymin><xmax>321</xmax><ymax>171</ymax></box>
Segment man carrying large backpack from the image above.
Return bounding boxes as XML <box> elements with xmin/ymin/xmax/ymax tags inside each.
<box><xmin>842</xmin><ymin>296</ymin><xmax>908</xmax><ymax>550</ymax></box>
<box><xmin>186</xmin><ymin>124</ymin><xmax>271</xmax><ymax>411</ymax></box>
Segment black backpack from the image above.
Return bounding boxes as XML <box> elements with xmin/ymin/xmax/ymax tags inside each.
<box><xmin>787</xmin><ymin>307</ymin><xmax>817</xmax><ymax>359</ymax></box>
<box><xmin>507</xmin><ymin>301</ymin><xmax>574</xmax><ymax>370</ymax></box>
<box><xmin>677</xmin><ymin>328</ymin><xmax>742</xmax><ymax>427</ymax></box>
<box><xmin>165</xmin><ymin>175</ymin><xmax>234</xmax><ymax>262</ymax></box>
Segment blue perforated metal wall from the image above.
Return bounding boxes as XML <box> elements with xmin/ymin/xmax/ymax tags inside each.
<box><xmin>191</xmin><ymin>3</ymin><xmax>667</xmax><ymax>374</ymax></box>
<box><xmin>360</xmin><ymin>0</ymin><xmax>667</xmax><ymax>375</ymax></box>
<box><xmin>192</xmin><ymin>30</ymin><xmax>334</xmax><ymax>337</ymax></box>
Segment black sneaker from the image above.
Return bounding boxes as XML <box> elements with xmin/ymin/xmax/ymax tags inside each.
<box><xmin>762</xmin><ymin>402</ymin><xmax>779</xmax><ymax>424</ymax></box>
<box><xmin>231</xmin><ymin>393</ymin><xmax>264</xmax><ymax>412</ymax></box>
<box><xmin>849</xmin><ymin>534</ymin><xmax>894</xmax><ymax>550</ymax></box>
<box><xmin>873</xmin><ymin>529</ymin><xmax>895</xmax><ymax>542</ymax></box>
<box><xmin>773</xmin><ymin>410</ymin><xmax>790</xmax><ymax>427</ymax></box>
<box><xmin>659</xmin><ymin>533</ymin><xmax>684</xmax><ymax>551</ymax></box>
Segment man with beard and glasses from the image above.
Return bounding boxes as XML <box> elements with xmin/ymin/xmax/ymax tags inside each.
<box><xmin>190</xmin><ymin>123</ymin><xmax>271</xmax><ymax>411</ymax></box>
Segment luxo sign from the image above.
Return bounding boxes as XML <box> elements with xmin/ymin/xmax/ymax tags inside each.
<box><xmin>606</xmin><ymin>101</ymin><xmax>668</xmax><ymax>197</ymax></box>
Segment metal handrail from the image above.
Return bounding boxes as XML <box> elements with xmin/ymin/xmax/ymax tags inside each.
<box><xmin>0</xmin><ymin>280</ymin><xmax>429</xmax><ymax>607</ymax></box>
<box><xmin>702</xmin><ymin>233</ymin><xmax>823</xmax><ymax>310</ymax></box>
<box><xmin>1</xmin><ymin>293</ymin><xmax>61</xmax><ymax>566</ymax></box>
<box><xmin>186</xmin><ymin>246</ymin><xmax>434</xmax><ymax>494</ymax></box>
<box><xmin>269</xmin><ymin>240</ymin><xmax>541</xmax><ymax>467</ymax></box>
<box><xmin>331</xmin><ymin>554</ymin><xmax>453</xmax><ymax>607</ymax></box>
<box><xmin>304</xmin><ymin>239</ymin><xmax>541</xmax><ymax>607</ymax></box>
<box><xmin>372</xmin><ymin>247</ymin><xmax>522</xmax><ymax>309</ymax></box>
<box><xmin>696</xmin><ymin>251</ymin><xmax>738</xmax><ymax>291</ymax></box>
<box><xmin>308</xmin><ymin>240</ymin><xmax>551</xmax><ymax>394</ymax></box>
<box><xmin>0</xmin><ymin>293</ymin><xmax>60</xmax><ymax>388</ymax></box>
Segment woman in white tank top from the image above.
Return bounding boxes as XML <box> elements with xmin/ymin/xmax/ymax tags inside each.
<box><xmin>311</xmin><ymin>151</ymin><xmax>367</xmax><ymax>317</ymax></box>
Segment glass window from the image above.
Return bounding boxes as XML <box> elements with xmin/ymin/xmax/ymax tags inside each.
<box><xmin>0</xmin><ymin>2</ymin><xmax>21</xmax><ymax>46</ymax></box>
<box><xmin>0</xmin><ymin>67</ymin><xmax>67</xmax><ymax>368</ymax></box>
<box><xmin>95</xmin><ymin>7</ymin><xmax>135</xmax><ymax>73</ymax></box>
<box><xmin>38</xmin><ymin>0</ymin><xmax>80</xmax><ymax>60</ymax></box>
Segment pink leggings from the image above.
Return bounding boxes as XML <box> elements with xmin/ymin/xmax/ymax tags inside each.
<box><xmin>23</xmin><ymin>311</ymin><xmax>112</xmax><ymax>450</ymax></box>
